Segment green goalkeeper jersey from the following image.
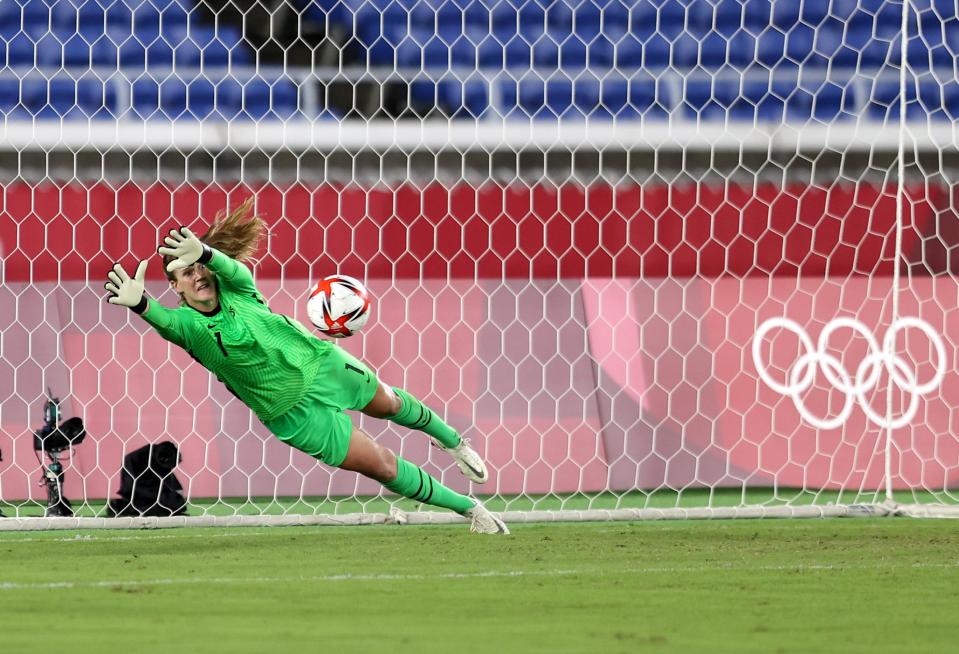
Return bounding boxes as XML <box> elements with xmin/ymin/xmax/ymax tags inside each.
<box><xmin>140</xmin><ymin>249</ymin><xmax>331</xmax><ymax>421</ymax></box>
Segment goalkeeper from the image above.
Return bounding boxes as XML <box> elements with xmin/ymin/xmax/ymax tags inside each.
<box><xmin>103</xmin><ymin>202</ymin><xmax>507</xmax><ymax>535</ymax></box>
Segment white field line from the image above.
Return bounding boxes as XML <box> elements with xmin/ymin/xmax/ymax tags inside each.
<box><xmin>0</xmin><ymin>531</ymin><xmax>280</xmax><ymax>544</ymax></box>
<box><xmin>1</xmin><ymin>561</ymin><xmax>957</xmax><ymax>591</ymax></box>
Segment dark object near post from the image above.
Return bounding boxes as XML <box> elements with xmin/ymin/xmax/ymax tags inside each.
<box><xmin>34</xmin><ymin>390</ymin><xmax>86</xmax><ymax>517</ymax></box>
<box><xmin>107</xmin><ymin>441</ymin><xmax>187</xmax><ymax>517</ymax></box>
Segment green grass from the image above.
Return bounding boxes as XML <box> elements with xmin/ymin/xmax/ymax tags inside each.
<box><xmin>0</xmin><ymin>519</ymin><xmax>957</xmax><ymax>653</ymax></box>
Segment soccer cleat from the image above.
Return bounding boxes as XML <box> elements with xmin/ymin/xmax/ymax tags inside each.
<box><xmin>434</xmin><ymin>437</ymin><xmax>489</xmax><ymax>483</ymax></box>
<box><xmin>464</xmin><ymin>502</ymin><xmax>509</xmax><ymax>535</ymax></box>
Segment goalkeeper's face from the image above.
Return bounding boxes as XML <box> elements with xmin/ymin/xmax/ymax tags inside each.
<box><xmin>170</xmin><ymin>263</ymin><xmax>219</xmax><ymax>310</ymax></box>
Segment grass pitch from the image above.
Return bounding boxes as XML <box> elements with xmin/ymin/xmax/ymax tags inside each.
<box><xmin>0</xmin><ymin>519</ymin><xmax>956</xmax><ymax>653</ymax></box>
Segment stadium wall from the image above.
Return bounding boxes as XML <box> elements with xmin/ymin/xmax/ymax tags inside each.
<box><xmin>1</xmin><ymin>181</ymin><xmax>957</xmax><ymax>504</ymax></box>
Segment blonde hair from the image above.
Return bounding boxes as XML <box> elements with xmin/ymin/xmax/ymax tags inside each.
<box><xmin>164</xmin><ymin>197</ymin><xmax>265</xmax><ymax>281</ymax></box>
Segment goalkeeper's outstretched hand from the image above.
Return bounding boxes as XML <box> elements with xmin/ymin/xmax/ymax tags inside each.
<box><xmin>105</xmin><ymin>260</ymin><xmax>148</xmax><ymax>308</ymax></box>
<box><xmin>158</xmin><ymin>227</ymin><xmax>205</xmax><ymax>272</ymax></box>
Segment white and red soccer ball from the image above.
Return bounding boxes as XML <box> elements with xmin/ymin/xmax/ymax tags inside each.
<box><xmin>306</xmin><ymin>274</ymin><xmax>372</xmax><ymax>338</ymax></box>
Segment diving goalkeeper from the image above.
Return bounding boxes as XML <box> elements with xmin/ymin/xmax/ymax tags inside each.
<box><xmin>103</xmin><ymin>201</ymin><xmax>508</xmax><ymax>534</ymax></box>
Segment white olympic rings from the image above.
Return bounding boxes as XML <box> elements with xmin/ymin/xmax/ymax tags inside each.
<box><xmin>752</xmin><ymin>317</ymin><xmax>947</xmax><ymax>430</ymax></box>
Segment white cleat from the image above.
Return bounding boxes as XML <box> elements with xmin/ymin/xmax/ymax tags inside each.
<box><xmin>435</xmin><ymin>437</ymin><xmax>489</xmax><ymax>483</ymax></box>
<box><xmin>464</xmin><ymin>502</ymin><xmax>510</xmax><ymax>535</ymax></box>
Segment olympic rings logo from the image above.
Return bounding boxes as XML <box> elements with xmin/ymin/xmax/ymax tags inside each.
<box><xmin>752</xmin><ymin>317</ymin><xmax>947</xmax><ymax>430</ymax></box>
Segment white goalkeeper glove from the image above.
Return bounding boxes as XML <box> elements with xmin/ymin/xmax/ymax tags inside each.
<box><xmin>105</xmin><ymin>260</ymin><xmax>149</xmax><ymax>312</ymax></box>
<box><xmin>158</xmin><ymin>227</ymin><xmax>209</xmax><ymax>272</ymax></box>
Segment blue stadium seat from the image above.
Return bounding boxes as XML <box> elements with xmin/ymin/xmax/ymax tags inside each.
<box><xmin>19</xmin><ymin>2</ymin><xmax>51</xmax><ymax>36</ymax></box>
<box><xmin>204</xmin><ymin>25</ymin><xmax>251</xmax><ymax>67</ymax></box>
<box><xmin>0</xmin><ymin>79</ymin><xmax>27</xmax><ymax>118</ymax></box>
<box><xmin>134</xmin><ymin>78</ymin><xmax>217</xmax><ymax>119</ymax></box>
<box><xmin>490</xmin><ymin>3</ymin><xmax>519</xmax><ymax>41</ymax></box>
<box><xmin>411</xmin><ymin>79</ymin><xmax>488</xmax><ymax>118</ymax></box>
<box><xmin>622</xmin><ymin>34</ymin><xmax>669</xmax><ymax>69</ymax></box>
<box><xmin>21</xmin><ymin>78</ymin><xmax>116</xmax><ymax>119</ymax></box>
<box><xmin>786</xmin><ymin>24</ymin><xmax>821</xmax><ymax>66</ymax></box>
<box><xmin>654</xmin><ymin>0</ymin><xmax>689</xmax><ymax>40</ymax></box>
<box><xmin>33</xmin><ymin>33</ymin><xmax>66</xmax><ymax>67</ymax></box>
<box><xmin>504</xmin><ymin>38</ymin><xmax>532</xmax><ymax>68</ymax></box>
<box><xmin>782</xmin><ymin>78</ymin><xmax>856</xmax><ymax>122</ymax></box>
<box><xmin>864</xmin><ymin>79</ymin><xmax>959</xmax><ymax>122</ymax></box>
<box><xmin>500</xmin><ymin>79</ymin><xmax>577</xmax><ymax>119</ymax></box>
<box><xmin>739</xmin><ymin>79</ymin><xmax>786</xmax><ymax>122</ymax></box>
<box><xmin>715</xmin><ymin>0</ymin><xmax>772</xmax><ymax>36</ymax></box>
<box><xmin>242</xmin><ymin>78</ymin><xmax>299</xmax><ymax>119</ymax></box>
<box><xmin>683</xmin><ymin>78</ymin><xmax>734</xmax><ymax>121</ymax></box>
<box><xmin>356</xmin><ymin>3</ymin><xmax>412</xmax><ymax>66</ymax></box>
<box><xmin>597</xmin><ymin>78</ymin><xmax>670</xmax><ymax>120</ymax></box>
<box><xmin>131</xmin><ymin>79</ymin><xmax>163</xmax><ymax>118</ymax></box>
<box><xmin>671</xmin><ymin>33</ymin><xmax>701</xmax><ymax>68</ymax></box>
<box><xmin>772</xmin><ymin>0</ymin><xmax>828</xmax><ymax>29</ymax></box>
<box><xmin>473</xmin><ymin>30</ymin><xmax>505</xmax><ymax>68</ymax></box>
<box><xmin>63</xmin><ymin>35</ymin><xmax>93</xmax><ymax>68</ymax></box>
<box><xmin>602</xmin><ymin>0</ymin><xmax>630</xmax><ymax>30</ymax></box>
<box><xmin>931</xmin><ymin>80</ymin><xmax>959</xmax><ymax>120</ymax></box>
<box><xmin>0</xmin><ymin>4</ymin><xmax>22</xmax><ymax>39</ymax></box>
<box><xmin>533</xmin><ymin>35</ymin><xmax>609</xmax><ymax>70</ymax></box>
<box><xmin>571</xmin><ymin>1</ymin><xmax>602</xmax><ymax>42</ymax></box>
<box><xmin>612</xmin><ymin>33</ymin><xmax>642</xmax><ymax>69</ymax></box>
<box><xmin>572</xmin><ymin>78</ymin><xmax>600</xmax><ymax>119</ymax></box>
<box><xmin>868</xmin><ymin>79</ymin><xmax>921</xmax><ymax>121</ymax></box>
<box><xmin>158</xmin><ymin>78</ymin><xmax>215</xmax><ymax>119</ymax></box>
<box><xmin>3</xmin><ymin>32</ymin><xmax>37</xmax><ymax>67</ymax></box>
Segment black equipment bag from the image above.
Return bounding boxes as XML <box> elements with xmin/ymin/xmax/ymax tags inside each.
<box><xmin>107</xmin><ymin>441</ymin><xmax>187</xmax><ymax>517</ymax></box>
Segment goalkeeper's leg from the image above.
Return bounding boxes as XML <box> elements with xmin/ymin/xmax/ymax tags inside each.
<box><xmin>338</xmin><ymin>427</ymin><xmax>507</xmax><ymax>534</ymax></box>
<box><xmin>361</xmin><ymin>383</ymin><xmax>489</xmax><ymax>483</ymax></box>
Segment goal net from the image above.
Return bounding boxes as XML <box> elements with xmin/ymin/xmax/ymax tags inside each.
<box><xmin>1</xmin><ymin>0</ymin><xmax>957</xmax><ymax>528</ymax></box>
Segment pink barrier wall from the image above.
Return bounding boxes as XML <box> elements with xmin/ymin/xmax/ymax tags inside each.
<box><xmin>1</xmin><ymin>277</ymin><xmax>956</xmax><ymax>503</ymax></box>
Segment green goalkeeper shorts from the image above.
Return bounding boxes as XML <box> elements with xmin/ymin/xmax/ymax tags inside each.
<box><xmin>263</xmin><ymin>344</ymin><xmax>379</xmax><ymax>467</ymax></box>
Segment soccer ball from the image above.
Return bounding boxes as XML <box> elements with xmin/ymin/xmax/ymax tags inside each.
<box><xmin>306</xmin><ymin>274</ymin><xmax>372</xmax><ymax>338</ymax></box>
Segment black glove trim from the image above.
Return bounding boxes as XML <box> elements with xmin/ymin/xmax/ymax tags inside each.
<box><xmin>197</xmin><ymin>243</ymin><xmax>213</xmax><ymax>265</ymax></box>
<box><xmin>131</xmin><ymin>296</ymin><xmax>149</xmax><ymax>315</ymax></box>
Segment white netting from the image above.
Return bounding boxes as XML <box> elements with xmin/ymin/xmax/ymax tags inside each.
<box><xmin>0</xmin><ymin>0</ymin><xmax>957</xmax><ymax>527</ymax></box>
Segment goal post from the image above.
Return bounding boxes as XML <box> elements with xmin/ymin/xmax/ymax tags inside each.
<box><xmin>1</xmin><ymin>0</ymin><xmax>958</xmax><ymax>530</ymax></box>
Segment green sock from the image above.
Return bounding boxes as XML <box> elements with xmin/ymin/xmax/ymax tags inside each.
<box><xmin>384</xmin><ymin>457</ymin><xmax>475</xmax><ymax>514</ymax></box>
<box><xmin>388</xmin><ymin>387</ymin><xmax>461</xmax><ymax>448</ymax></box>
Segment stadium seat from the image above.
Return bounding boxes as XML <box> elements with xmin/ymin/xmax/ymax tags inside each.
<box><xmin>3</xmin><ymin>33</ymin><xmax>37</xmax><ymax>68</ymax></box>
<box><xmin>504</xmin><ymin>39</ymin><xmax>533</xmax><ymax>68</ymax></box>
<box><xmin>782</xmin><ymin>78</ymin><xmax>856</xmax><ymax>122</ymax></box>
<box><xmin>866</xmin><ymin>79</ymin><xmax>947</xmax><ymax>122</ymax></box>
<box><xmin>0</xmin><ymin>79</ymin><xmax>27</xmax><ymax>118</ymax></box>
<box><xmin>598</xmin><ymin>77</ymin><xmax>670</xmax><ymax>120</ymax></box>
<box><xmin>132</xmin><ymin>78</ymin><xmax>208</xmax><ymax>119</ymax></box>
<box><xmin>507</xmin><ymin>79</ymin><xmax>571</xmax><ymax>119</ymax></box>
<box><xmin>500</xmin><ymin>79</ymin><xmax>576</xmax><ymax>119</ymax></box>
<box><xmin>571</xmin><ymin>1</ymin><xmax>602</xmax><ymax>42</ymax></box>
<box><xmin>18</xmin><ymin>2</ymin><xmax>51</xmax><ymax>36</ymax></box>
<box><xmin>654</xmin><ymin>0</ymin><xmax>689</xmax><ymax>40</ymax></box>
<box><xmin>21</xmin><ymin>77</ymin><xmax>116</xmax><ymax>119</ymax></box>
<box><xmin>740</xmin><ymin>80</ymin><xmax>786</xmax><ymax>122</ymax></box>
<box><xmin>242</xmin><ymin>78</ymin><xmax>299</xmax><ymax>119</ymax></box>
<box><xmin>684</xmin><ymin>78</ymin><xmax>734</xmax><ymax>121</ymax></box>
<box><xmin>62</xmin><ymin>35</ymin><xmax>93</xmax><ymax>68</ymax></box>
<box><xmin>602</xmin><ymin>1</ymin><xmax>629</xmax><ymax>31</ymax></box>
<box><xmin>411</xmin><ymin>79</ymin><xmax>488</xmax><ymax>119</ymax></box>
<box><xmin>638</xmin><ymin>34</ymin><xmax>671</xmax><ymax>69</ymax></box>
